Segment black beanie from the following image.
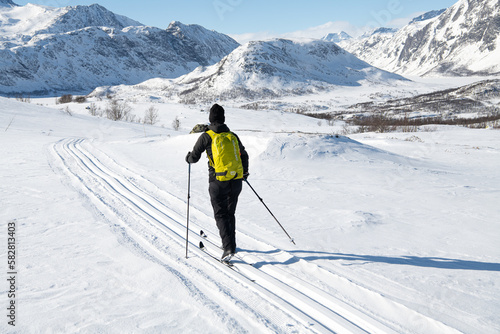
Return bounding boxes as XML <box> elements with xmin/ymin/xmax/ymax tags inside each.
<box><xmin>209</xmin><ymin>104</ymin><xmax>225</xmax><ymax>124</ymax></box>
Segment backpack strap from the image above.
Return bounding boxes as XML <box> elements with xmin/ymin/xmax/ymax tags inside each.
<box><xmin>205</xmin><ymin>130</ymin><xmax>216</xmax><ymax>167</ymax></box>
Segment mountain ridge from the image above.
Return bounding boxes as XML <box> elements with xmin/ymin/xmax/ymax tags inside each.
<box><xmin>0</xmin><ymin>3</ymin><xmax>239</xmax><ymax>95</ymax></box>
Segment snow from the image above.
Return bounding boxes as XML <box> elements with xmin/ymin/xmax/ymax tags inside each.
<box><xmin>0</xmin><ymin>4</ymin><xmax>64</xmax><ymax>38</ymax></box>
<box><xmin>1</xmin><ymin>90</ymin><xmax>499</xmax><ymax>333</ymax></box>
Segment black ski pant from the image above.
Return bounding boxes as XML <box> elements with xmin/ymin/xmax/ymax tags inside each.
<box><xmin>209</xmin><ymin>178</ymin><xmax>242</xmax><ymax>253</ymax></box>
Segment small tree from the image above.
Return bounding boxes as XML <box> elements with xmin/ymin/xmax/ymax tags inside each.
<box><xmin>144</xmin><ymin>106</ymin><xmax>159</xmax><ymax>125</ymax></box>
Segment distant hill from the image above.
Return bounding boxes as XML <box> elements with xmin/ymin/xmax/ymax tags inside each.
<box><xmin>95</xmin><ymin>38</ymin><xmax>407</xmax><ymax>103</ymax></box>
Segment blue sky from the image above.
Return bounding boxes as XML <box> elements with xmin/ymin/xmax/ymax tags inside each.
<box><xmin>15</xmin><ymin>0</ymin><xmax>459</xmax><ymax>42</ymax></box>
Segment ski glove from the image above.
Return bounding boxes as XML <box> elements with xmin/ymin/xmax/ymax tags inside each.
<box><xmin>243</xmin><ymin>173</ymin><xmax>249</xmax><ymax>180</ymax></box>
<box><xmin>185</xmin><ymin>152</ymin><xmax>192</xmax><ymax>164</ymax></box>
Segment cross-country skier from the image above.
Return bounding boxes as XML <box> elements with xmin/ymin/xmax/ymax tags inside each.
<box><xmin>185</xmin><ymin>104</ymin><xmax>249</xmax><ymax>262</ymax></box>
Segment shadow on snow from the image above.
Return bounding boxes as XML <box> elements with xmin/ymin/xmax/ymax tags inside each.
<box><xmin>243</xmin><ymin>249</ymin><xmax>500</xmax><ymax>272</ymax></box>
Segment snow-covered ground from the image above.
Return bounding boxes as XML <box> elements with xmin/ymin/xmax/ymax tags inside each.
<box><xmin>1</xmin><ymin>94</ymin><xmax>499</xmax><ymax>333</ymax></box>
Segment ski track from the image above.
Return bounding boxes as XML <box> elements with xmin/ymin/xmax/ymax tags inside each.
<box><xmin>50</xmin><ymin>137</ymin><xmax>462</xmax><ymax>333</ymax></box>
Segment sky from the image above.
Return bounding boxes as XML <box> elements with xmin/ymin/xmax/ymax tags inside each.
<box><xmin>14</xmin><ymin>0</ymin><xmax>459</xmax><ymax>42</ymax></box>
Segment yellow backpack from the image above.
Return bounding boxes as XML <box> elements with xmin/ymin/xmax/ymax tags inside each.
<box><xmin>206</xmin><ymin>130</ymin><xmax>244</xmax><ymax>181</ymax></box>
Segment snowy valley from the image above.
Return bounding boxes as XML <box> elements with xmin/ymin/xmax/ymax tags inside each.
<box><xmin>1</xmin><ymin>90</ymin><xmax>500</xmax><ymax>333</ymax></box>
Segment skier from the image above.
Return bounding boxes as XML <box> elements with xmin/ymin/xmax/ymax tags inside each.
<box><xmin>185</xmin><ymin>104</ymin><xmax>249</xmax><ymax>262</ymax></box>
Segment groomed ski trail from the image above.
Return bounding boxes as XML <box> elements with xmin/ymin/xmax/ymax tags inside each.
<box><xmin>50</xmin><ymin>138</ymin><xmax>462</xmax><ymax>334</ymax></box>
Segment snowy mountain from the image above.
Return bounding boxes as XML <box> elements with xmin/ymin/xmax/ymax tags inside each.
<box><xmin>322</xmin><ymin>31</ymin><xmax>352</xmax><ymax>44</ymax></box>
<box><xmin>0</xmin><ymin>3</ymin><xmax>239</xmax><ymax>95</ymax></box>
<box><xmin>343</xmin><ymin>0</ymin><xmax>500</xmax><ymax>76</ymax></box>
<box><xmin>111</xmin><ymin>38</ymin><xmax>406</xmax><ymax>103</ymax></box>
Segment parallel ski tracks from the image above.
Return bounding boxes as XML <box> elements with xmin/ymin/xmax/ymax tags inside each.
<box><xmin>51</xmin><ymin>138</ymin><xmax>452</xmax><ymax>334</ymax></box>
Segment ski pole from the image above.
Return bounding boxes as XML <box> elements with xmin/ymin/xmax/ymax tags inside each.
<box><xmin>244</xmin><ymin>179</ymin><xmax>296</xmax><ymax>245</ymax></box>
<box><xmin>185</xmin><ymin>163</ymin><xmax>191</xmax><ymax>258</ymax></box>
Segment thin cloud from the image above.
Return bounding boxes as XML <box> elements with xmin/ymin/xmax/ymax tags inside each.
<box><xmin>230</xmin><ymin>21</ymin><xmax>363</xmax><ymax>44</ymax></box>
<box><xmin>229</xmin><ymin>11</ymin><xmax>427</xmax><ymax>45</ymax></box>
<box><xmin>229</xmin><ymin>31</ymin><xmax>276</xmax><ymax>44</ymax></box>
<box><xmin>283</xmin><ymin>21</ymin><xmax>362</xmax><ymax>40</ymax></box>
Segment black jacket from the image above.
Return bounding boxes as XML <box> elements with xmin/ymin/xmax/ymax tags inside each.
<box><xmin>188</xmin><ymin>123</ymin><xmax>249</xmax><ymax>182</ymax></box>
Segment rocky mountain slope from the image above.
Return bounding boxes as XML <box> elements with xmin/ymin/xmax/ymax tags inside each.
<box><xmin>337</xmin><ymin>27</ymin><xmax>397</xmax><ymax>63</ymax></box>
<box><xmin>340</xmin><ymin>0</ymin><xmax>500</xmax><ymax>76</ymax></box>
<box><xmin>0</xmin><ymin>3</ymin><xmax>239</xmax><ymax>95</ymax></box>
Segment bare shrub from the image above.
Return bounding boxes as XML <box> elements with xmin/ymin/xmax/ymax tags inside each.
<box><xmin>404</xmin><ymin>136</ymin><xmax>423</xmax><ymax>142</ymax></box>
<box><xmin>124</xmin><ymin>113</ymin><xmax>137</xmax><ymax>123</ymax></box>
<box><xmin>58</xmin><ymin>94</ymin><xmax>73</xmax><ymax>104</ymax></box>
<box><xmin>87</xmin><ymin>103</ymin><xmax>99</xmax><ymax>116</ymax></box>
<box><xmin>74</xmin><ymin>96</ymin><xmax>87</xmax><ymax>103</ymax></box>
<box><xmin>401</xmin><ymin>125</ymin><xmax>419</xmax><ymax>133</ymax></box>
<box><xmin>16</xmin><ymin>95</ymin><xmax>31</xmax><ymax>103</ymax></box>
<box><xmin>105</xmin><ymin>99</ymin><xmax>131</xmax><ymax>121</ymax></box>
<box><xmin>340</xmin><ymin>123</ymin><xmax>351</xmax><ymax>135</ymax></box>
<box><xmin>144</xmin><ymin>106</ymin><xmax>159</xmax><ymax>125</ymax></box>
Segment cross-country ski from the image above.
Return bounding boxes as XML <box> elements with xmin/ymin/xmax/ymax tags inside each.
<box><xmin>199</xmin><ymin>241</ymin><xmax>234</xmax><ymax>267</ymax></box>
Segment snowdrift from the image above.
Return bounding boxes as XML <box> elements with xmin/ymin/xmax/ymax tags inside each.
<box><xmin>259</xmin><ymin>134</ymin><xmax>414</xmax><ymax>165</ymax></box>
